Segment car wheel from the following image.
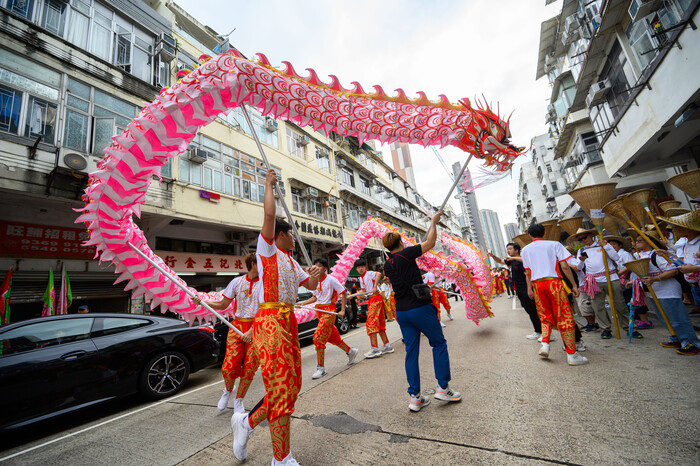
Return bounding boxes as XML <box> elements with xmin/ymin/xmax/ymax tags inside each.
<box><xmin>335</xmin><ymin>314</ymin><xmax>350</xmax><ymax>335</ymax></box>
<box><xmin>139</xmin><ymin>351</ymin><xmax>190</xmax><ymax>400</ymax></box>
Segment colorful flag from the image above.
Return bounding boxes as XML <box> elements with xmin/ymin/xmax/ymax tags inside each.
<box><xmin>42</xmin><ymin>268</ymin><xmax>55</xmax><ymax>317</ymax></box>
<box><xmin>0</xmin><ymin>268</ymin><xmax>12</xmax><ymax>326</ymax></box>
<box><xmin>58</xmin><ymin>266</ymin><xmax>72</xmax><ymax>315</ymax></box>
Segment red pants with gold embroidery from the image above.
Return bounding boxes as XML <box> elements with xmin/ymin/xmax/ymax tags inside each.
<box><xmin>366</xmin><ymin>294</ymin><xmax>386</xmax><ymax>335</ymax></box>
<box><xmin>221</xmin><ymin>319</ymin><xmax>259</xmax><ymax>392</ymax></box>
<box><xmin>313</xmin><ymin>305</ymin><xmax>342</xmax><ymax>350</ymax></box>
<box><xmin>250</xmin><ymin>306</ymin><xmax>302</xmax><ymax>424</ymax></box>
<box><xmin>385</xmin><ymin>294</ymin><xmax>396</xmax><ymax>320</ymax></box>
<box><xmin>532</xmin><ymin>279</ymin><xmax>576</xmax><ymax>354</ymax></box>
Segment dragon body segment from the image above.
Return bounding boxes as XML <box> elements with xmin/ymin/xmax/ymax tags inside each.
<box><xmin>439</xmin><ymin>233</ymin><xmax>493</xmax><ymax>300</ymax></box>
<box><xmin>77</xmin><ymin>52</ymin><xmax>513</xmax><ymax>325</ymax></box>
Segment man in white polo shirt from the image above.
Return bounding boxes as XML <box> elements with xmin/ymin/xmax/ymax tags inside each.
<box><xmin>522</xmin><ymin>223</ymin><xmax>588</xmax><ymax>366</ymax></box>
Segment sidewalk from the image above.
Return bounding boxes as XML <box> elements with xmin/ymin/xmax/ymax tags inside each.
<box><xmin>180</xmin><ymin>296</ymin><xmax>700</xmax><ymax>465</ymax></box>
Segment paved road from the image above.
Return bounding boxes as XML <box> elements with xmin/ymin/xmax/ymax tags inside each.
<box><xmin>2</xmin><ymin>297</ymin><xmax>698</xmax><ymax>465</ymax></box>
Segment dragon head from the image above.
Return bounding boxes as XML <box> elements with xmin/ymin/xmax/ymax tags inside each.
<box><xmin>456</xmin><ymin>98</ymin><xmax>525</xmax><ymax>171</ymax></box>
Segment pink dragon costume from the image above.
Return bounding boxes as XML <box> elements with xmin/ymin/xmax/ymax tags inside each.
<box><xmin>77</xmin><ymin>50</ymin><xmax>523</xmax><ymax>324</ymax></box>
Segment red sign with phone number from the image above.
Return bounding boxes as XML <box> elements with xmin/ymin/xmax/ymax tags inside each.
<box><xmin>0</xmin><ymin>221</ymin><xmax>96</xmax><ymax>259</ymax></box>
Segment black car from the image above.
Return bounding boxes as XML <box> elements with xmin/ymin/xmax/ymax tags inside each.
<box><xmin>297</xmin><ymin>288</ymin><xmax>350</xmax><ymax>340</ymax></box>
<box><xmin>0</xmin><ymin>314</ymin><xmax>218</xmax><ymax>431</ymax></box>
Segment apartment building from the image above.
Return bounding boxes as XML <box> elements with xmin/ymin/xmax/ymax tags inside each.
<box><xmin>535</xmin><ymin>0</ymin><xmax>699</xmax><ymax>218</ymax></box>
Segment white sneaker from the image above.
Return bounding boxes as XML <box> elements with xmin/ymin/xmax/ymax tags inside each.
<box><xmin>567</xmin><ymin>352</ymin><xmax>589</xmax><ymax>366</ymax></box>
<box><xmin>364</xmin><ymin>347</ymin><xmax>382</xmax><ymax>358</ymax></box>
<box><xmin>409</xmin><ymin>394</ymin><xmax>431</xmax><ymax>412</ymax></box>
<box><xmin>347</xmin><ymin>347</ymin><xmax>359</xmax><ymax>365</ymax></box>
<box><xmin>217</xmin><ymin>389</ymin><xmax>232</xmax><ymax>411</ymax></box>
<box><xmin>231</xmin><ymin>412</ymin><xmax>254</xmax><ymax>460</ymax></box>
<box><xmin>448</xmin><ymin>314</ymin><xmax>454</xmax><ymax>321</ymax></box>
<box><xmin>381</xmin><ymin>343</ymin><xmax>394</xmax><ymax>354</ymax></box>
<box><xmin>576</xmin><ymin>341</ymin><xmax>586</xmax><ymax>352</ymax></box>
<box><xmin>526</xmin><ymin>332</ymin><xmax>541</xmax><ymax>340</ymax></box>
<box><xmin>434</xmin><ymin>385</ymin><xmax>462</xmax><ymax>402</ymax></box>
<box><xmin>538</xmin><ymin>343</ymin><xmax>550</xmax><ymax>358</ymax></box>
<box><xmin>271</xmin><ymin>452</ymin><xmax>300</xmax><ymax>465</ymax></box>
<box><xmin>233</xmin><ymin>397</ymin><xmax>245</xmax><ymax>414</ymax></box>
<box><xmin>312</xmin><ymin>366</ymin><xmax>326</xmax><ymax>379</ymax></box>
<box><xmin>440</xmin><ymin>322</ymin><xmax>446</xmax><ymax>328</ymax></box>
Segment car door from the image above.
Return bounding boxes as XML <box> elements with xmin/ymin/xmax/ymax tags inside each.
<box><xmin>0</xmin><ymin>317</ymin><xmax>99</xmax><ymax>429</ymax></box>
<box><xmin>89</xmin><ymin>316</ymin><xmax>157</xmax><ymax>397</ymax></box>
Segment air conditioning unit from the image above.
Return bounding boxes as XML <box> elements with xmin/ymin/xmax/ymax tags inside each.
<box><xmin>264</xmin><ymin>116</ymin><xmax>278</xmax><ymax>132</ymax></box>
<box><xmin>586</xmin><ymin>79</ymin><xmax>611</xmax><ymax>107</ymax></box>
<box><xmin>337</xmin><ymin>158</ymin><xmax>347</xmax><ymax>167</ymax></box>
<box><xmin>295</xmin><ymin>134</ymin><xmax>310</xmax><ymax>145</ymax></box>
<box><xmin>301</xmin><ymin>187</ymin><xmax>319</xmax><ymax>198</ymax></box>
<box><xmin>187</xmin><ymin>147</ymin><xmax>208</xmax><ymax>163</ymax></box>
<box><xmin>564</xmin><ymin>14</ymin><xmax>580</xmax><ymax>35</ymax></box>
<box><xmin>226</xmin><ymin>231</ymin><xmax>246</xmax><ymax>242</ymax></box>
<box><xmin>328</xmin><ymin>195</ymin><xmax>338</xmax><ymax>204</ymax></box>
<box><xmin>629</xmin><ymin>0</ymin><xmax>663</xmax><ymax>22</ymax></box>
<box><xmin>156</xmin><ymin>33</ymin><xmax>176</xmax><ymax>62</ymax></box>
<box><xmin>59</xmin><ymin>149</ymin><xmax>99</xmax><ymax>174</ymax></box>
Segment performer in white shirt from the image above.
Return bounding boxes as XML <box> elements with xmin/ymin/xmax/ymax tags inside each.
<box><xmin>522</xmin><ymin>223</ymin><xmax>588</xmax><ymax>366</ymax></box>
<box><xmin>194</xmin><ymin>252</ymin><xmax>261</xmax><ymax>413</ymax></box>
<box><xmin>573</xmin><ymin>228</ymin><xmax>630</xmax><ymax>340</ymax></box>
<box><xmin>298</xmin><ymin>258</ymin><xmax>359</xmax><ymax>378</ymax></box>
<box><xmin>352</xmin><ymin>259</ymin><xmax>393</xmax><ymax>358</ymax></box>
<box><xmin>607</xmin><ymin>236</ymin><xmax>652</xmax><ymax>331</ymax></box>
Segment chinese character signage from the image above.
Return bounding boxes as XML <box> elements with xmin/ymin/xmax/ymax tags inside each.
<box><xmin>293</xmin><ymin>217</ymin><xmax>342</xmax><ymax>244</ymax></box>
<box><xmin>155</xmin><ymin>251</ymin><xmax>247</xmax><ymax>273</ymax></box>
<box><xmin>0</xmin><ymin>221</ymin><xmax>95</xmax><ymax>258</ymax></box>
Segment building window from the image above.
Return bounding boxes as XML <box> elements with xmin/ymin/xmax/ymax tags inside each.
<box><xmin>0</xmin><ymin>84</ymin><xmax>22</xmax><ymax>134</ymax></box>
<box><xmin>4</xmin><ymin>0</ymin><xmax>35</xmax><ymax>19</ymax></box>
<box><xmin>551</xmin><ymin>180</ymin><xmax>558</xmax><ymax>192</ymax></box>
<box><xmin>286</xmin><ymin>128</ymin><xmax>306</xmax><ymax>159</ymax></box>
<box><xmin>325</xmin><ymin>202</ymin><xmax>337</xmax><ymax>223</ymax></box>
<box><xmin>340</xmin><ymin>166</ymin><xmax>355</xmax><ymax>187</ymax></box>
<box><xmin>41</xmin><ymin>0</ymin><xmax>67</xmax><ymax>36</ymax></box>
<box><xmin>315</xmin><ymin>146</ymin><xmax>330</xmax><ymax>172</ymax></box>
<box><xmin>359</xmin><ymin>176</ymin><xmax>371</xmax><ymax>196</ymax></box>
<box><xmin>545</xmin><ymin>163</ymin><xmax>552</xmax><ymax>173</ymax></box>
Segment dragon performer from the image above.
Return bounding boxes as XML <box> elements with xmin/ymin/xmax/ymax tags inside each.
<box><xmin>77</xmin><ymin>50</ymin><xmax>523</xmax><ymax>325</ymax></box>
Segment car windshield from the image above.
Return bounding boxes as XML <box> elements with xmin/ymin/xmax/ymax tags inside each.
<box><xmin>0</xmin><ymin>318</ymin><xmax>94</xmax><ymax>355</ymax></box>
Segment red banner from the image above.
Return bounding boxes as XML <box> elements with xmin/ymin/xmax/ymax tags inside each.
<box><xmin>0</xmin><ymin>221</ymin><xmax>95</xmax><ymax>259</ymax></box>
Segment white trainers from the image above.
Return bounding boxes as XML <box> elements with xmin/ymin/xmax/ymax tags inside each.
<box><xmin>576</xmin><ymin>341</ymin><xmax>586</xmax><ymax>352</ymax></box>
<box><xmin>567</xmin><ymin>352</ymin><xmax>589</xmax><ymax>366</ymax></box>
<box><xmin>526</xmin><ymin>332</ymin><xmax>541</xmax><ymax>340</ymax></box>
<box><xmin>381</xmin><ymin>343</ymin><xmax>394</xmax><ymax>354</ymax></box>
<box><xmin>347</xmin><ymin>347</ymin><xmax>359</xmax><ymax>365</ymax></box>
<box><xmin>233</xmin><ymin>397</ymin><xmax>245</xmax><ymax>414</ymax></box>
<box><xmin>447</xmin><ymin>314</ymin><xmax>454</xmax><ymax>321</ymax></box>
<box><xmin>440</xmin><ymin>322</ymin><xmax>446</xmax><ymax>328</ymax></box>
<box><xmin>434</xmin><ymin>385</ymin><xmax>462</xmax><ymax>402</ymax></box>
<box><xmin>364</xmin><ymin>347</ymin><xmax>382</xmax><ymax>358</ymax></box>
<box><xmin>409</xmin><ymin>394</ymin><xmax>431</xmax><ymax>412</ymax></box>
<box><xmin>538</xmin><ymin>343</ymin><xmax>550</xmax><ymax>358</ymax></box>
<box><xmin>231</xmin><ymin>412</ymin><xmax>254</xmax><ymax>461</ymax></box>
<box><xmin>312</xmin><ymin>366</ymin><xmax>326</xmax><ymax>379</ymax></box>
<box><xmin>217</xmin><ymin>389</ymin><xmax>232</xmax><ymax>411</ymax></box>
<box><xmin>271</xmin><ymin>452</ymin><xmax>300</xmax><ymax>465</ymax></box>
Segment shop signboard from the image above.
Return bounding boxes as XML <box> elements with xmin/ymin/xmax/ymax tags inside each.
<box><xmin>292</xmin><ymin>216</ymin><xmax>342</xmax><ymax>244</ymax></box>
<box><xmin>154</xmin><ymin>251</ymin><xmax>247</xmax><ymax>273</ymax></box>
<box><xmin>0</xmin><ymin>221</ymin><xmax>95</xmax><ymax>259</ymax></box>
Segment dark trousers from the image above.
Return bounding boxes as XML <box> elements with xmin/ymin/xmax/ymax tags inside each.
<box><xmin>395</xmin><ymin>304</ymin><xmax>451</xmax><ymax>396</ymax></box>
<box><xmin>516</xmin><ymin>290</ymin><xmax>542</xmax><ymax>333</ymax></box>
<box><xmin>504</xmin><ymin>279</ymin><xmax>514</xmax><ymax>296</ymax></box>
<box><xmin>349</xmin><ymin>302</ymin><xmax>358</xmax><ymax>327</ymax></box>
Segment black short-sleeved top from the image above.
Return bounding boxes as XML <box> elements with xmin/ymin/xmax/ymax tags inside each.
<box><xmin>383</xmin><ymin>244</ymin><xmax>432</xmax><ymax>312</ymax></box>
<box><xmin>509</xmin><ymin>258</ymin><xmax>527</xmax><ymax>292</ymax></box>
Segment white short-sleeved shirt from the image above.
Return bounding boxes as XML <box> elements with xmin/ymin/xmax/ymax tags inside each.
<box><xmin>637</xmin><ymin>250</ymin><xmax>681</xmax><ymax>299</ymax></box>
<box><xmin>679</xmin><ymin>235</ymin><xmax>700</xmax><ymax>284</ymax></box>
<box><xmin>312</xmin><ymin>274</ymin><xmax>346</xmax><ymax>305</ymax></box>
<box><xmin>566</xmin><ymin>256</ymin><xmax>585</xmax><ymax>285</ymax></box>
<box><xmin>577</xmin><ymin>242</ymin><xmax>620</xmax><ymax>282</ymax></box>
<box><xmin>256</xmin><ymin>233</ymin><xmax>310</xmax><ymax>305</ymax></box>
<box><xmin>359</xmin><ymin>270</ymin><xmax>380</xmax><ymax>294</ymax></box>
<box><xmin>222</xmin><ymin>275</ymin><xmax>261</xmax><ymax>319</ymax></box>
<box><xmin>521</xmin><ymin>239</ymin><xmax>572</xmax><ymax>281</ymax></box>
<box><xmin>615</xmin><ymin>249</ymin><xmax>636</xmax><ymax>270</ymax></box>
<box><xmin>423</xmin><ymin>271</ymin><xmax>435</xmax><ymax>285</ymax></box>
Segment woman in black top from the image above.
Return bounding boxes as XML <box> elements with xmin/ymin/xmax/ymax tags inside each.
<box><xmin>382</xmin><ymin>211</ymin><xmax>462</xmax><ymax>412</ymax></box>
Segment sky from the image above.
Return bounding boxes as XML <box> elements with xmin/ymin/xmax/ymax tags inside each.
<box><xmin>173</xmin><ymin>0</ymin><xmax>561</xmax><ymax>238</ymax></box>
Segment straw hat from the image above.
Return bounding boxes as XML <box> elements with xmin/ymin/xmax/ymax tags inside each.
<box><xmin>572</xmin><ymin>227</ymin><xmax>597</xmax><ymax>240</ymax></box>
<box><xmin>657</xmin><ymin>200</ymin><xmax>681</xmax><ymax>213</ymax></box>
<box><xmin>603</xmin><ymin>235</ymin><xmax>632</xmax><ymax>251</ymax></box>
<box><xmin>656</xmin><ymin>211</ymin><xmax>700</xmax><ymax>232</ymax></box>
<box><xmin>634</xmin><ymin>230</ymin><xmax>666</xmax><ymax>250</ymax></box>
<box><xmin>662</xmin><ymin>207</ymin><xmax>690</xmax><ymax>217</ymax></box>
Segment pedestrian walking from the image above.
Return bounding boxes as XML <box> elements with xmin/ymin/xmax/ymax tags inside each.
<box><xmin>382</xmin><ymin>211</ymin><xmax>462</xmax><ymax>412</ymax></box>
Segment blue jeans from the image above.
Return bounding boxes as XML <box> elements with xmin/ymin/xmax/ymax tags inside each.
<box><xmin>395</xmin><ymin>303</ymin><xmax>451</xmax><ymax>396</ymax></box>
<box><xmin>691</xmin><ymin>284</ymin><xmax>700</xmax><ymax>306</ymax></box>
<box><xmin>649</xmin><ymin>298</ymin><xmax>700</xmax><ymax>347</ymax></box>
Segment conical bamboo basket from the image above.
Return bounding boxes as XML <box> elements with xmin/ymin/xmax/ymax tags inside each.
<box><xmin>657</xmin><ymin>200</ymin><xmax>681</xmax><ymax>213</ymax></box>
<box><xmin>549</xmin><ymin>225</ymin><xmax>562</xmax><ymax>242</ymax></box>
<box><xmin>559</xmin><ymin>217</ymin><xmax>583</xmax><ymax>235</ymax></box>
<box><xmin>602</xmin><ymin>198</ymin><xmax>632</xmax><ymax>222</ymax></box>
<box><xmin>513</xmin><ymin>233</ymin><xmax>532</xmax><ymax>248</ymax></box>
<box><xmin>664</xmin><ymin>207</ymin><xmax>691</xmax><ymax>217</ymax></box>
<box><xmin>541</xmin><ymin>219</ymin><xmax>558</xmax><ymax>240</ymax></box>
<box><xmin>623</xmin><ymin>258</ymin><xmax>650</xmax><ymax>277</ymax></box>
<box><xmin>603</xmin><ymin>216</ymin><xmax>622</xmax><ymax>236</ymax></box>
<box><xmin>668</xmin><ymin>169</ymin><xmax>700</xmax><ymax>199</ymax></box>
<box><xmin>625</xmin><ymin>189</ymin><xmax>655</xmax><ymax>208</ymax></box>
<box><xmin>621</xmin><ymin>193</ymin><xmax>648</xmax><ymax>226</ymax></box>
<box><xmin>568</xmin><ymin>183</ymin><xmax>617</xmax><ymax>227</ymax></box>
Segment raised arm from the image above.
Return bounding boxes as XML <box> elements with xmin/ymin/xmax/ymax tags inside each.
<box><xmin>421</xmin><ymin>211</ymin><xmax>443</xmax><ymax>254</ymax></box>
<box><xmin>488</xmin><ymin>251</ymin><xmax>505</xmax><ymax>265</ymax></box>
<box><xmin>261</xmin><ymin>169</ymin><xmax>277</xmax><ymax>242</ymax></box>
